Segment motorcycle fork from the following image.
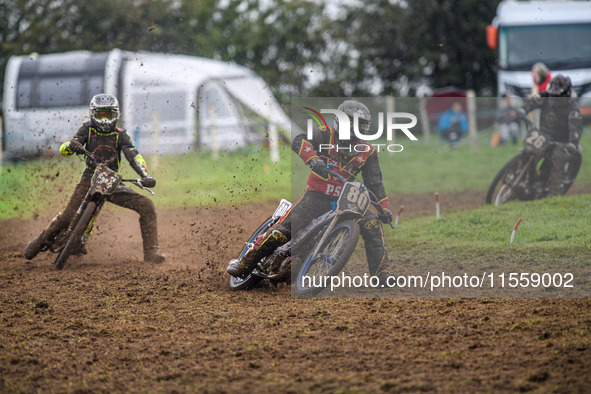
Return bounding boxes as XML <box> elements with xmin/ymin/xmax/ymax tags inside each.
<box><xmin>509</xmin><ymin>155</ymin><xmax>534</xmax><ymax>190</ymax></box>
<box><xmin>82</xmin><ymin>201</ymin><xmax>104</xmax><ymax>240</ymax></box>
<box><xmin>67</xmin><ymin>189</ymin><xmax>94</xmax><ymax>233</ymax></box>
<box><xmin>306</xmin><ymin>215</ymin><xmax>339</xmax><ymax>260</ymax></box>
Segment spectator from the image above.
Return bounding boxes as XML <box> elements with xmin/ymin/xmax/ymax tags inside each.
<box><xmin>495</xmin><ymin>94</ymin><xmax>521</xmax><ymax>145</ymax></box>
<box><xmin>531</xmin><ymin>62</ymin><xmax>552</xmax><ymax>95</ymax></box>
<box><xmin>438</xmin><ymin>101</ymin><xmax>468</xmax><ymax>147</ymax></box>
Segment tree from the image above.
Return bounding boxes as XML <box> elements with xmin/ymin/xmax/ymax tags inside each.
<box><xmin>313</xmin><ymin>0</ymin><xmax>502</xmax><ymax>96</ymax></box>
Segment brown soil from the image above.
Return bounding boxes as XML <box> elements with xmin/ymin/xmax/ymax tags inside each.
<box><xmin>1</xmin><ymin>190</ymin><xmax>590</xmax><ymax>392</ymax></box>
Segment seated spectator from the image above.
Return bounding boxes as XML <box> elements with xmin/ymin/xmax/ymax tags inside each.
<box><xmin>495</xmin><ymin>94</ymin><xmax>521</xmax><ymax>145</ymax></box>
<box><xmin>438</xmin><ymin>101</ymin><xmax>468</xmax><ymax>147</ymax></box>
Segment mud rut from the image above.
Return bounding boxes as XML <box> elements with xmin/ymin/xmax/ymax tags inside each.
<box><xmin>1</xmin><ymin>187</ymin><xmax>590</xmax><ymax>392</ymax></box>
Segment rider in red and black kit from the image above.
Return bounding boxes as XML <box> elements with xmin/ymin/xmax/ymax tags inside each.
<box><xmin>227</xmin><ymin>100</ymin><xmax>393</xmax><ymax>280</ymax></box>
<box><xmin>24</xmin><ymin>94</ymin><xmax>165</xmax><ymax>263</ymax></box>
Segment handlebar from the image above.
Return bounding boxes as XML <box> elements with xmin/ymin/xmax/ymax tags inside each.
<box><xmin>121</xmin><ymin>178</ymin><xmax>155</xmax><ymax>195</ymax></box>
<box><xmin>78</xmin><ymin>148</ymin><xmax>154</xmax><ymax>195</ymax></box>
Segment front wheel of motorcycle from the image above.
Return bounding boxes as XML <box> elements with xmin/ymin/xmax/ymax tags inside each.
<box><xmin>485</xmin><ymin>155</ymin><xmax>524</xmax><ymax>205</ymax></box>
<box><xmin>293</xmin><ymin>220</ymin><xmax>361</xmax><ymax>297</ymax></box>
<box><xmin>54</xmin><ymin>201</ymin><xmax>96</xmax><ymax>270</ymax></box>
<box><xmin>559</xmin><ymin>151</ymin><xmax>582</xmax><ymax>196</ymax></box>
<box><xmin>227</xmin><ymin>217</ymin><xmax>274</xmax><ymax>291</ymax></box>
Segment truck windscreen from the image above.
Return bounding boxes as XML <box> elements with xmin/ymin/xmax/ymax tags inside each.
<box><xmin>499</xmin><ymin>23</ymin><xmax>591</xmax><ymax>71</ymax></box>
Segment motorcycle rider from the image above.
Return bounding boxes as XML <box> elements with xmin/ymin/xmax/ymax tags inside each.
<box><xmin>24</xmin><ymin>94</ymin><xmax>165</xmax><ymax>263</ymax></box>
<box><xmin>520</xmin><ymin>74</ymin><xmax>583</xmax><ymax>197</ymax></box>
<box><xmin>227</xmin><ymin>100</ymin><xmax>393</xmax><ymax>281</ymax></box>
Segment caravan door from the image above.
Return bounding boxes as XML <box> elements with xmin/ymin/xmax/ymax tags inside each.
<box><xmin>197</xmin><ymin>80</ymin><xmax>253</xmax><ymax>151</ymax></box>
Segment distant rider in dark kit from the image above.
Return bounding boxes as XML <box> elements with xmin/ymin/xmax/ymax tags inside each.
<box><xmin>519</xmin><ymin>74</ymin><xmax>583</xmax><ymax>197</ymax></box>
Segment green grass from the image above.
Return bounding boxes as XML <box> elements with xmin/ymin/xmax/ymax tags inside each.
<box><xmin>390</xmin><ymin>193</ymin><xmax>591</xmax><ymax>247</ymax></box>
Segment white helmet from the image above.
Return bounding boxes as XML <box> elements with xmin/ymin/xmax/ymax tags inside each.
<box><xmin>90</xmin><ymin>94</ymin><xmax>120</xmax><ymax>131</ymax></box>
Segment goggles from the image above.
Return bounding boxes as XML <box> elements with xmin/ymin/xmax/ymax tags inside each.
<box><xmin>93</xmin><ymin>109</ymin><xmax>118</xmax><ymax>120</ymax></box>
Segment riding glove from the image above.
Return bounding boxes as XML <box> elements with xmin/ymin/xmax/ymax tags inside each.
<box><xmin>141</xmin><ymin>176</ymin><xmax>157</xmax><ymax>188</ymax></box>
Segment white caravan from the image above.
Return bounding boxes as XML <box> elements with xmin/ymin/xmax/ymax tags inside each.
<box><xmin>2</xmin><ymin>49</ymin><xmax>291</xmax><ymax>160</ymax></box>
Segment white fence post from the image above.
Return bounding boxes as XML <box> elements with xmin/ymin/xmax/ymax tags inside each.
<box><xmin>152</xmin><ymin>112</ymin><xmax>160</xmax><ymax>168</ymax></box>
<box><xmin>419</xmin><ymin>96</ymin><xmax>431</xmax><ymax>142</ymax></box>
<box><xmin>209</xmin><ymin>104</ymin><xmax>219</xmax><ymax>160</ymax></box>
<box><xmin>269</xmin><ymin>105</ymin><xmax>279</xmax><ymax>164</ymax></box>
<box><xmin>467</xmin><ymin>90</ymin><xmax>478</xmax><ymax>152</ymax></box>
<box><xmin>386</xmin><ymin>95</ymin><xmax>395</xmax><ymax>154</ymax></box>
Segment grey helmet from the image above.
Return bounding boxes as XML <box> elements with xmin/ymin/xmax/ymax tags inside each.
<box><xmin>333</xmin><ymin>100</ymin><xmax>371</xmax><ymax>157</ymax></box>
<box><xmin>334</xmin><ymin>100</ymin><xmax>371</xmax><ymax>135</ymax></box>
<box><xmin>90</xmin><ymin>94</ymin><xmax>120</xmax><ymax>131</ymax></box>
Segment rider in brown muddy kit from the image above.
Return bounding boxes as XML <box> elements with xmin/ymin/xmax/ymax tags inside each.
<box><xmin>24</xmin><ymin>94</ymin><xmax>165</xmax><ymax>263</ymax></box>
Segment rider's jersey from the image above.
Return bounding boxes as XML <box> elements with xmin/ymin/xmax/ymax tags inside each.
<box><xmin>292</xmin><ymin>126</ymin><xmax>390</xmax><ymax>210</ymax></box>
<box><xmin>522</xmin><ymin>92</ymin><xmax>583</xmax><ymax>145</ymax></box>
<box><xmin>61</xmin><ymin>121</ymin><xmax>150</xmax><ymax>178</ymax></box>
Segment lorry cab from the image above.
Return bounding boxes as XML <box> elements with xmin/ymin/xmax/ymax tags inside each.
<box><xmin>487</xmin><ymin>0</ymin><xmax>591</xmax><ymax>113</ymax></box>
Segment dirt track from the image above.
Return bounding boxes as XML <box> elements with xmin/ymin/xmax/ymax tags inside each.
<box><xmin>1</xmin><ymin>189</ymin><xmax>591</xmax><ymax>392</ymax></box>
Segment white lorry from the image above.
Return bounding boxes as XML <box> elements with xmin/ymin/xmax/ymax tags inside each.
<box><xmin>486</xmin><ymin>0</ymin><xmax>591</xmax><ymax>112</ymax></box>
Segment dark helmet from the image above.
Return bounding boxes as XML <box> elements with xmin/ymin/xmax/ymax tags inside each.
<box><xmin>90</xmin><ymin>94</ymin><xmax>120</xmax><ymax>131</ymax></box>
<box><xmin>547</xmin><ymin>74</ymin><xmax>572</xmax><ymax>98</ymax></box>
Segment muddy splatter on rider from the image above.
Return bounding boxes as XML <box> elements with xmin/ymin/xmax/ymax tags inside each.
<box><xmin>24</xmin><ymin>94</ymin><xmax>165</xmax><ymax>263</ymax></box>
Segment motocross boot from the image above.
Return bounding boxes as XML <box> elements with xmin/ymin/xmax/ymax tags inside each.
<box><xmin>226</xmin><ymin>227</ymin><xmax>288</xmax><ymax>277</ymax></box>
<box><xmin>24</xmin><ymin>235</ymin><xmax>48</xmax><ymax>260</ymax></box>
<box><xmin>144</xmin><ymin>246</ymin><xmax>166</xmax><ymax>263</ymax></box>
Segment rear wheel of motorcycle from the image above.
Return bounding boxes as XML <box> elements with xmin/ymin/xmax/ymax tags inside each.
<box><xmin>294</xmin><ymin>220</ymin><xmax>361</xmax><ymax>297</ymax></box>
<box><xmin>54</xmin><ymin>201</ymin><xmax>96</xmax><ymax>270</ymax></box>
<box><xmin>227</xmin><ymin>217</ymin><xmax>274</xmax><ymax>291</ymax></box>
<box><xmin>486</xmin><ymin>155</ymin><xmax>523</xmax><ymax>205</ymax></box>
<box><xmin>560</xmin><ymin>151</ymin><xmax>582</xmax><ymax>195</ymax></box>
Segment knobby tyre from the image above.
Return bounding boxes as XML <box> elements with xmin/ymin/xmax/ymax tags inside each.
<box><xmin>227</xmin><ymin>218</ymin><xmax>273</xmax><ymax>290</ymax></box>
<box><xmin>54</xmin><ymin>201</ymin><xmax>96</xmax><ymax>270</ymax></box>
<box><xmin>485</xmin><ymin>155</ymin><xmax>523</xmax><ymax>205</ymax></box>
<box><xmin>294</xmin><ymin>220</ymin><xmax>361</xmax><ymax>297</ymax></box>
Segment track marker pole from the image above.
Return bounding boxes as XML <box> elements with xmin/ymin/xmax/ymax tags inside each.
<box><xmin>510</xmin><ymin>218</ymin><xmax>522</xmax><ymax>244</ymax></box>
<box><xmin>394</xmin><ymin>205</ymin><xmax>404</xmax><ymax>228</ymax></box>
<box><xmin>435</xmin><ymin>192</ymin><xmax>440</xmax><ymax>218</ymax></box>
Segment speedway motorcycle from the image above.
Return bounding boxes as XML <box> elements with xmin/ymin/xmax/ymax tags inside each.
<box><xmin>46</xmin><ymin>149</ymin><xmax>155</xmax><ymax>269</ymax></box>
<box><xmin>486</xmin><ymin>117</ymin><xmax>582</xmax><ymax>205</ymax></box>
<box><xmin>228</xmin><ymin>164</ymin><xmax>393</xmax><ymax>296</ymax></box>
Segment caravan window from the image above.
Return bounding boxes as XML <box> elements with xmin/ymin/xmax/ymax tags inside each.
<box><xmin>16</xmin><ymin>52</ymin><xmax>108</xmax><ymax>109</ymax></box>
<box><xmin>132</xmin><ymin>91</ymin><xmax>187</xmax><ymax>124</ymax></box>
<box><xmin>37</xmin><ymin>77</ymin><xmax>85</xmax><ymax>107</ymax></box>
